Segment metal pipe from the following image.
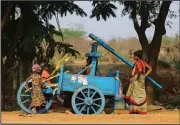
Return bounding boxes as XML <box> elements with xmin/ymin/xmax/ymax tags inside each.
<box><xmin>88</xmin><ymin>33</ymin><xmax>162</xmax><ymax>89</ymax></box>
<box><xmin>77</xmin><ymin>64</ymin><xmax>92</xmax><ymax>75</ymax></box>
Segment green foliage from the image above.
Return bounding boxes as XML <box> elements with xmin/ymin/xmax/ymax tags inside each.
<box><xmin>162</xmin><ymin>33</ymin><xmax>180</xmax><ymax>46</ymax></box>
<box><xmin>90</xmin><ymin>1</ymin><xmax>117</xmax><ymax>21</ymax></box>
<box><xmin>62</xmin><ymin>25</ymin><xmax>87</xmax><ymax>38</ymax></box>
<box><xmin>162</xmin><ymin>35</ymin><xmax>172</xmax><ymax>45</ymax></box>
<box><xmin>171</xmin><ymin>61</ymin><xmax>180</xmax><ymax>70</ymax></box>
<box><xmin>90</xmin><ymin>1</ymin><xmax>161</xmax><ymax>26</ymax></box>
<box><xmin>2</xmin><ymin>1</ymin><xmax>87</xmax><ymax>65</ymax></box>
<box><xmin>174</xmin><ymin>62</ymin><xmax>180</xmax><ymax>70</ymax></box>
<box><xmin>90</xmin><ymin>1</ymin><xmax>177</xmax><ymax>30</ymax></box>
<box><xmin>158</xmin><ymin>60</ymin><xmax>171</xmax><ymax>68</ymax></box>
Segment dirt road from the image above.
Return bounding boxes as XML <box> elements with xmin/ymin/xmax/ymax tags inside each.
<box><xmin>1</xmin><ymin>109</ymin><xmax>179</xmax><ymax>124</ymax></box>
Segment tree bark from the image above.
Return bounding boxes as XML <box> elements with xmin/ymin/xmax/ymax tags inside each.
<box><xmin>1</xmin><ymin>2</ymin><xmax>13</xmax><ymax>30</ymax></box>
<box><xmin>1</xmin><ymin>59</ymin><xmax>5</xmax><ymax>110</ymax></box>
<box><xmin>2</xmin><ymin>2</ymin><xmax>32</xmax><ymax>110</ymax></box>
<box><xmin>131</xmin><ymin>2</ymin><xmax>149</xmax><ymax>60</ymax></box>
<box><xmin>1</xmin><ymin>8</ymin><xmax>25</xmax><ymax>110</ymax></box>
<box><xmin>5</xmin><ymin>2</ymin><xmax>32</xmax><ymax>69</ymax></box>
<box><xmin>146</xmin><ymin>1</ymin><xmax>172</xmax><ymax>105</ymax></box>
<box><xmin>132</xmin><ymin>1</ymin><xmax>172</xmax><ymax>105</ymax></box>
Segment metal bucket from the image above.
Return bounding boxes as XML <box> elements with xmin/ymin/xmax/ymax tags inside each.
<box><xmin>114</xmin><ymin>98</ymin><xmax>126</xmax><ymax>110</ymax></box>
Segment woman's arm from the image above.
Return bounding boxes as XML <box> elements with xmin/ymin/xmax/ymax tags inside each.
<box><xmin>25</xmin><ymin>75</ymin><xmax>32</xmax><ymax>89</ymax></box>
<box><xmin>131</xmin><ymin>64</ymin><xmax>136</xmax><ymax>76</ymax></box>
<box><xmin>144</xmin><ymin>62</ymin><xmax>152</xmax><ymax>77</ymax></box>
<box><xmin>130</xmin><ymin>65</ymin><xmax>136</xmax><ymax>82</ymax></box>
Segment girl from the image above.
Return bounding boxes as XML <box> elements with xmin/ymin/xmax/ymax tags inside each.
<box><xmin>125</xmin><ymin>50</ymin><xmax>152</xmax><ymax>114</ymax></box>
<box><xmin>26</xmin><ymin>64</ymin><xmax>46</xmax><ymax>113</ymax></box>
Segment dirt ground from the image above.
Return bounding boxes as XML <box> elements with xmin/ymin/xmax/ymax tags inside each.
<box><xmin>1</xmin><ymin>109</ymin><xmax>179</xmax><ymax>124</ymax></box>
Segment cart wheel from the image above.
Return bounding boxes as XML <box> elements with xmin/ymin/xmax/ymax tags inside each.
<box><xmin>17</xmin><ymin>82</ymin><xmax>53</xmax><ymax>114</ymax></box>
<box><xmin>71</xmin><ymin>85</ymin><xmax>105</xmax><ymax>114</ymax></box>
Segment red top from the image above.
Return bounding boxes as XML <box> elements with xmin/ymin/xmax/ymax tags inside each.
<box><xmin>134</xmin><ymin>60</ymin><xmax>146</xmax><ymax>74</ymax></box>
<box><xmin>41</xmin><ymin>70</ymin><xmax>51</xmax><ymax>84</ymax></box>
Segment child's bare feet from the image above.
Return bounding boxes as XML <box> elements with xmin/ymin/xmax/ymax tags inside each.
<box><xmin>19</xmin><ymin>110</ymin><xmax>25</xmax><ymax>116</ymax></box>
<box><xmin>23</xmin><ymin>114</ymin><xmax>32</xmax><ymax>117</ymax></box>
<box><xmin>32</xmin><ymin>108</ymin><xmax>37</xmax><ymax>114</ymax></box>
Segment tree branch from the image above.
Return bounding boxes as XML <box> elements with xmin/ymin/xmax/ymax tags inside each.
<box><xmin>131</xmin><ymin>2</ymin><xmax>140</xmax><ymax>32</ymax></box>
<box><xmin>139</xmin><ymin>1</ymin><xmax>150</xmax><ymax>32</ymax></box>
<box><xmin>150</xmin><ymin>1</ymin><xmax>172</xmax><ymax>48</ymax></box>
<box><xmin>148</xmin><ymin>1</ymin><xmax>172</xmax><ymax>73</ymax></box>
<box><xmin>131</xmin><ymin>2</ymin><xmax>149</xmax><ymax>52</ymax></box>
<box><xmin>132</xmin><ymin>18</ymin><xmax>140</xmax><ymax>32</ymax></box>
<box><xmin>156</xmin><ymin>1</ymin><xmax>172</xmax><ymax>26</ymax></box>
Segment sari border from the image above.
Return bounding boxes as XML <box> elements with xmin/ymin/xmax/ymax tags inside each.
<box><xmin>125</xmin><ymin>96</ymin><xmax>147</xmax><ymax>106</ymax></box>
<box><xmin>129</xmin><ymin>110</ymin><xmax>147</xmax><ymax>115</ymax></box>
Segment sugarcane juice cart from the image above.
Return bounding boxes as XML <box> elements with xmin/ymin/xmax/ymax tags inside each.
<box><xmin>17</xmin><ymin>34</ymin><xmax>162</xmax><ymax>114</ymax></box>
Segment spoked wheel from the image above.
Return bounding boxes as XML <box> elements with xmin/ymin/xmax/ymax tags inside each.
<box><xmin>17</xmin><ymin>81</ymin><xmax>53</xmax><ymax>114</ymax></box>
<box><xmin>71</xmin><ymin>85</ymin><xmax>105</xmax><ymax>114</ymax></box>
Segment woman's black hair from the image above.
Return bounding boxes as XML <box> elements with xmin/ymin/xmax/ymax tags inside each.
<box><xmin>134</xmin><ymin>50</ymin><xmax>143</xmax><ymax>59</ymax></box>
<box><xmin>43</xmin><ymin>63</ymin><xmax>51</xmax><ymax>68</ymax></box>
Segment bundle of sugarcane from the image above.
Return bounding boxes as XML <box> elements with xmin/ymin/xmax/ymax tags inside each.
<box><xmin>51</xmin><ymin>53</ymin><xmax>72</xmax><ymax>76</ymax></box>
<box><xmin>25</xmin><ymin>53</ymin><xmax>72</xmax><ymax>93</ymax></box>
<box><xmin>25</xmin><ymin>74</ymin><xmax>60</xmax><ymax>93</ymax></box>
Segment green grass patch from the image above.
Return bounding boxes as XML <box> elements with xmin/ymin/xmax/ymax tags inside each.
<box><xmin>158</xmin><ymin>60</ymin><xmax>171</xmax><ymax>68</ymax></box>
<box><xmin>171</xmin><ymin>61</ymin><xmax>180</xmax><ymax>70</ymax></box>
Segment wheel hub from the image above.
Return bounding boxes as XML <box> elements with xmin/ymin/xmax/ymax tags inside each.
<box><xmin>84</xmin><ymin>97</ymin><xmax>93</xmax><ymax>105</ymax></box>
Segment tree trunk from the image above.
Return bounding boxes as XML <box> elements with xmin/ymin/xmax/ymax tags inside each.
<box><xmin>137</xmin><ymin>32</ymin><xmax>155</xmax><ymax>106</ymax></box>
<box><xmin>146</xmin><ymin>31</ymin><xmax>163</xmax><ymax>105</ymax></box>
<box><xmin>19</xmin><ymin>61</ymin><xmax>24</xmax><ymax>84</ymax></box>
<box><xmin>132</xmin><ymin>1</ymin><xmax>172</xmax><ymax>105</ymax></box>
<box><xmin>137</xmin><ymin>30</ymin><xmax>149</xmax><ymax>61</ymax></box>
<box><xmin>1</xmin><ymin>2</ymin><xmax>13</xmax><ymax>30</ymax></box>
<box><xmin>146</xmin><ymin>55</ymin><xmax>158</xmax><ymax>105</ymax></box>
<box><xmin>1</xmin><ymin>3</ymin><xmax>32</xmax><ymax>110</ymax></box>
<box><xmin>1</xmin><ymin>63</ymin><xmax>11</xmax><ymax>110</ymax></box>
<box><xmin>19</xmin><ymin>59</ymin><xmax>31</xmax><ymax>83</ymax></box>
<box><xmin>12</xmin><ymin>70</ymin><xmax>19</xmax><ymax>98</ymax></box>
<box><xmin>1</xmin><ymin>59</ymin><xmax>5</xmax><ymax>110</ymax></box>
<box><xmin>15</xmin><ymin>68</ymin><xmax>20</xmax><ymax>98</ymax></box>
<box><xmin>5</xmin><ymin>3</ymin><xmax>32</xmax><ymax>70</ymax></box>
<box><xmin>5</xmin><ymin>12</ymin><xmax>25</xmax><ymax>68</ymax></box>
<box><xmin>146</xmin><ymin>1</ymin><xmax>172</xmax><ymax>105</ymax></box>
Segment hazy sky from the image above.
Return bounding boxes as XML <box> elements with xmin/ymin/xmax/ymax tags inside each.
<box><xmin>50</xmin><ymin>1</ymin><xmax>179</xmax><ymax>41</ymax></box>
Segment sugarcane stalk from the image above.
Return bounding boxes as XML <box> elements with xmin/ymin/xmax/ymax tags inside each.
<box><xmin>51</xmin><ymin>53</ymin><xmax>72</xmax><ymax>76</ymax></box>
<box><xmin>25</xmin><ymin>74</ymin><xmax>60</xmax><ymax>93</ymax></box>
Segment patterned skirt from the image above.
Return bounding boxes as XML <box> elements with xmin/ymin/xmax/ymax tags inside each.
<box><xmin>125</xmin><ymin>74</ymin><xmax>147</xmax><ymax>114</ymax></box>
<box><xmin>32</xmin><ymin>84</ymin><xmax>46</xmax><ymax>107</ymax></box>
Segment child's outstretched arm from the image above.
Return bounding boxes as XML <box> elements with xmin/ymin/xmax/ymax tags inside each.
<box><xmin>25</xmin><ymin>75</ymin><xmax>32</xmax><ymax>89</ymax></box>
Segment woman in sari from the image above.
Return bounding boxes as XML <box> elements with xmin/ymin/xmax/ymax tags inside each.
<box><xmin>125</xmin><ymin>50</ymin><xmax>152</xmax><ymax>114</ymax></box>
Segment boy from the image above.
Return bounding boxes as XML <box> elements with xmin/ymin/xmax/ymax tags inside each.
<box><xmin>41</xmin><ymin>63</ymin><xmax>51</xmax><ymax>84</ymax></box>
